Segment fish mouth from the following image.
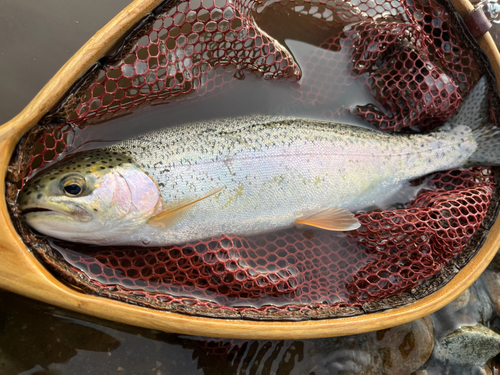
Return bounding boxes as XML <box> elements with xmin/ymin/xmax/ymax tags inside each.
<box><xmin>22</xmin><ymin>205</ymin><xmax>92</xmax><ymax>222</ymax></box>
<box><xmin>22</xmin><ymin>207</ymin><xmax>54</xmax><ymax>215</ymax></box>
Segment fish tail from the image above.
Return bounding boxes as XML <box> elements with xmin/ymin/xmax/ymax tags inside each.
<box><xmin>467</xmin><ymin>122</ymin><xmax>500</xmax><ymax>166</ymax></box>
<box><xmin>443</xmin><ymin>76</ymin><xmax>500</xmax><ymax>166</ymax></box>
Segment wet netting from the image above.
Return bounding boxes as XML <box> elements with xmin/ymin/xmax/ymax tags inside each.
<box><xmin>6</xmin><ymin>0</ymin><xmax>500</xmax><ymax>320</ymax></box>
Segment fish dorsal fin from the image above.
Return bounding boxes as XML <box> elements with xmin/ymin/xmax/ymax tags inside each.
<box><xmin>296</xmin><ymin>207</ymin><xmax>360</xmax><ymax>231</ymax></box>
<box><xmin>147</xmin><ymin>186</ymin><xmax>225</xmax><ymax>228</ymax></box>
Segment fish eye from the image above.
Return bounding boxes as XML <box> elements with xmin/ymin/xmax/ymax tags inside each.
<box><xmin>60</xmin><ymin>175</ymin><xmax>87</xmax><ymax>197</ymax></box>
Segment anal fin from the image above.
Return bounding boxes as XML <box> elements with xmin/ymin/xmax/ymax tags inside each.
<box><xmin>296</xmin><ymin>206</ymin><xmax>360</xmax><ymax>231</ymax></box>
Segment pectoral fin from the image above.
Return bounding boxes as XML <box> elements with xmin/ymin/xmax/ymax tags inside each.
<box><xmin>148</xmin><ymin>186</ymin><xmax>225</xmax><ymax>228</ymax></box>
<box><xmin>296</xmin><ymin>207</ymin><xmax>360</xmax><ymax>231</ymax></box>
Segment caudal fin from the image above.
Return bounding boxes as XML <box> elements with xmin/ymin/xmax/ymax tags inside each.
<box><xmin>447</xmin><ymin>76</ymin><xmax>489</xmax><ymax>129</ymax></box>
<box><xmin>468</xmin><ymin>123</ymin><xmax>500</xmax><ymax>166</ymax></box>
<box><xmin>445</xmin><ymin>77</ymin><xmax>500</xmax><ymax>166</ymax></box>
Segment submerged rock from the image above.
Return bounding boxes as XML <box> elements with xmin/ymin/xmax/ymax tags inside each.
<box><xmin>482</xmin><ymin>270</ymin><xmax>500</xmax><ymax>316</ymax></box>
<box><xmin>431</xmin><ymin>278</ymin><xmax>494</xmax><ymax>341</ymax></box>
<box><xmin>480</xmin><ymin>364</ymin><xmax>494</xmax><ymax>375</ymax></box>
<box><xmin>465</xmin><ymin>279</ymin><xmax>494</xmax><ymax>324</ymax></box>
<box><xmin>442</xmin><ymin>289</ymin><xmax>470</xmax><ymax>314</ymax></box>
<box><xmin>190</xmin><ymin>316</ymin><xmax>434</xmax><ymax>374</ymax></box>
<box><xmin>298</xmin><ymin>316</ymin><xmax>434</xmax><ymax>374</ymax></box>
<box><xmin>433</xmin><ymin>324</ymin><xmax>500</xmax><ymax>366</ymax></box>
<box><xmin>486</xmin><ymin>250</ymin><xmax>500</xmax><ymax>273</ymax></box>
<box><xmin>419</xmin><ymin>362</ymin><xmax>494</xmax><ymax>375</ymax></box>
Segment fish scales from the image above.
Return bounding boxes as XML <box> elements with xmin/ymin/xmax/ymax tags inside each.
<box><xmin>102</xmin><ymin>115</ymin><xmax>475</xmax><ymax>245</ymax></box>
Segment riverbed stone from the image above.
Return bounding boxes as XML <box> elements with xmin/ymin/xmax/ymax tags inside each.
<box><xmin>367</xmin><ymin>316</ymin><xmax>434</xmax><ymax>375</ymax></box>
<box><xmin>433</xmin><ymin>324</ymin><xmax>500</xmax><ymax>366</ymax></box>
<box><xmin>430</xmin><ymin>280</ymin><xmax>492</xmax><ymax>338</ymax></box>
<box><xmin>482</xmin><ymin>270</ymin><xmax>500</xmax><ymax>315</ymax></box>
<box><xmin>479</xmin><ymin>364</ymin><xmax>493</xmax><ymax>375</ymax></box>
<box><xmin>487</xmin><ymin>250</ymin><xmax>500</xmax><ymax>272</ymax></box>
<box><xmin>442</xmin><ymin>288</ymin><xmax>470</xmax><ymax>314</ymax></box>
<box><xmin>293</xmin><ymin>316</ymin><xmax>434</xmax><ymax>374</ymax></box>
<box><xmin>465</xmin><ymin>280</ymin><xmax>494</xmax><ymax>324</ymax></box>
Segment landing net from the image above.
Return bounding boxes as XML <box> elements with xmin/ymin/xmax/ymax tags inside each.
<box><xmin>6</xmin><ymin>0</ymin><xmax>500</xmax><ymax>319</ymax></box>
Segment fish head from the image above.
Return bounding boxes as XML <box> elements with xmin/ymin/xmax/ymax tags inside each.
<box><xmin>18</xmin><ymin>150</ymin><xmax>161</xmax><ymax>244</ymax></box>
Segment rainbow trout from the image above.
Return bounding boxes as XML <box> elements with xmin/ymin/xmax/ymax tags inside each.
<box><xmin>18</xmin><ymin>78</ymin><xmax>500</xmax><ymax>246</ymax></box>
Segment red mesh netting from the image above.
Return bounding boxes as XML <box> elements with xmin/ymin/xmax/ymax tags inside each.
<box><xmin>63</xmin><ymin>0</ymin><xmax>301</xmax><ymax>125</ymax></box>
<box><xmin>8</xmin><ymin>0</ymin><xmax>498</xmax><ymax>318</ymax></box>
<box><xmin>14</xmin><ymin>125</ymin><xmax>74</xmax><ymax>190</ymax></box>
<box><xmin>46</xmin><ymin>0</ymin><xmax>482</xmax><ymax>131</ymax></box>
<box><xmin>288</xmin><ymin>2</ymin><xmax>480</xmax><ymax>131</ymax></box>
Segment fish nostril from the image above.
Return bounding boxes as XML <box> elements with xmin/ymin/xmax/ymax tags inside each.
<box><xmin>37</xmin><ymin>194</ymin><xmax>43</xmax><ymax>199</ymax></box>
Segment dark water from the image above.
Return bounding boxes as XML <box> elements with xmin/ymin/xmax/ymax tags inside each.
<box><xmin>3</xmin><ymin>1</ymin><xmax>500</xmax><ymax>374</ymax></box>
<box><xmin>0</xmin><ymin>0</ymin><xmax>135</xmax><ymax>125</ymax></box>
<box><xmin>0</xmin><ymin>278</ymin><xmax>498</xmax><ymax>375</ymax></box>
